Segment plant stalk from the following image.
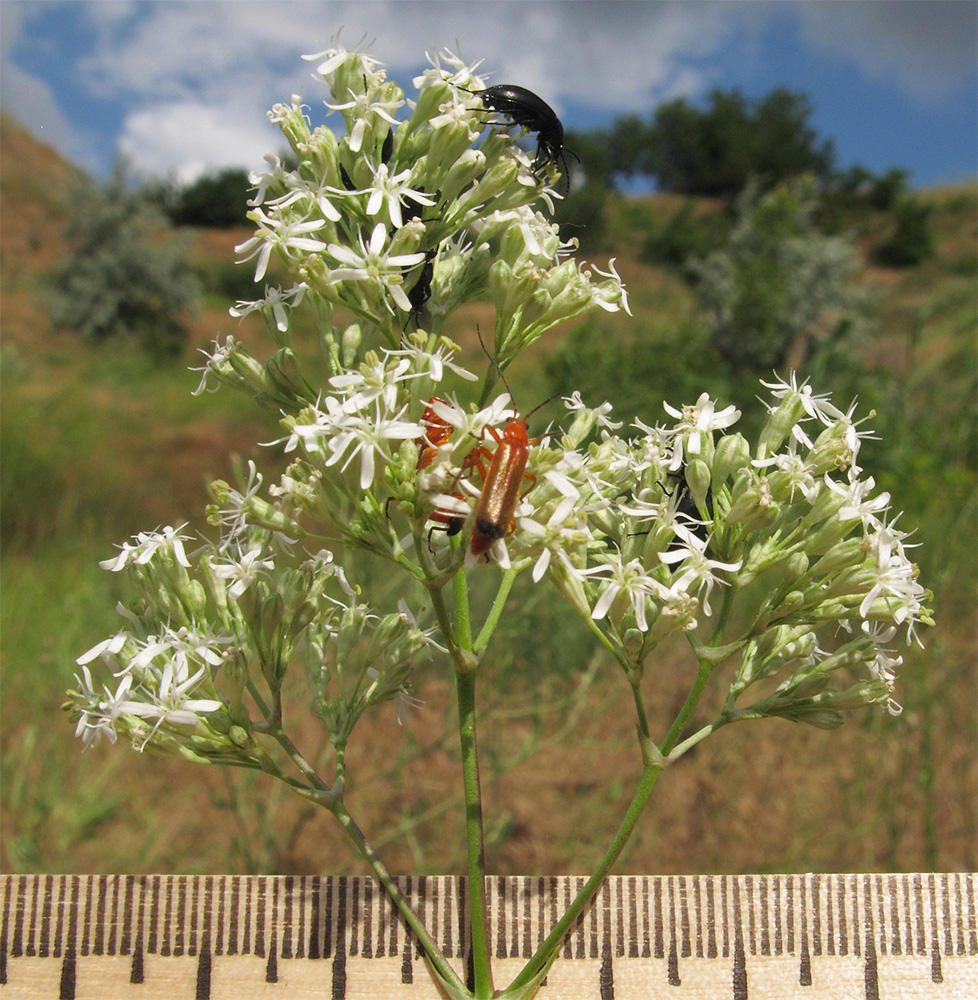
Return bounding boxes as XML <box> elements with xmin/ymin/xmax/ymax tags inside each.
<box><xmin>455</xmin><ymin>666</ymin><xmax>494</xmax><ymax>997</ymax></box>
<box><xmin>506</xmin><ymin>760</ymin><xmax>664</xmax><ymax>995</ymax></box>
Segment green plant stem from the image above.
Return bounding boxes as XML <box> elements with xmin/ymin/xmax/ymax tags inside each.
<box><xmin>506</xmin><ymin>760</ymin><xmax>664</xmax><ymax>995</ymax></box>
<box><xmin>455</xmin><ymin>666</ymin><xmax>494</xmax><ymax>998</ymax></box>
<box><xmin>328</xmin><ymin>799</ymin><xmax>468</xmax><ymax>996</ymax></box>
<box><xmin>474</xmin><ymin>566</ymin><xmax>520</xmax><ymax>651</ymax></box>
<box><xmin>452</xmin><ymin>558</ymin><xmax>474</xmax><ymax>652</ymax></box>
<box><xmin>659</xmin><ymin>654</ymin><xmax>714</xmax><ymax>757</ymax></box>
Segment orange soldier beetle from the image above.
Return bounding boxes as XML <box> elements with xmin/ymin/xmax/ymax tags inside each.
<box><xmin>467</xmin><ymin>333</ymin><xmax>557</xmax><ymax>558</ymax></box>
<box><xmin>415</xmin><ymin>396</ymin><xmax>469</xmax><ymax>544</ymax></box>
<box><xmin>416</xmin><ymin>397</ymin><xmax>454</xmax><ymax>471</ymax></box>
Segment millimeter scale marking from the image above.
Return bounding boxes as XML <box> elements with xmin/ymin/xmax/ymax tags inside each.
<box><xmin>1</xmin><ymin>874</ymin><xmax>975</xmax><ymax>999</ymax></box>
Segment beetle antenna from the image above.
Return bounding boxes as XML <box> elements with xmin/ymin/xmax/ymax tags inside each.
<box><xmin>477</xmin><ymin>324</ymin><xmax>559</xmax><ymax>424</ymax></box>
<box><xmin>523</xmin><ymin>393</ymin><xmax>561</xmax><ymax>422</ymax></box>
<box><xmin>476</xmin><ymin>324</ymin><xmax>516</xmax><ymax>407</ymax></box>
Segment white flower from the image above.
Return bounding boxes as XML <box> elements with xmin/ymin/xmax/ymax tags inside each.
<box><xmin>127</xmin><ymin>625</ymin><xmax>230</xmax><ymax>680</ymax></box>
<box><xmin>562</xmin><ymin>392</ymin><xmax>623</xmax><ymax>431</ymax></box>
<box><xmin>230</xmin><ymin>283</ymin><xmax>307</xmax><ymax>333</ymax></box>
<box><xmin>520</xmin><ymin>472</ymin><xmax>585</xmax><ymax>582</ymax></box>
<box><xmin>321</xmin><ymin>400</ymin><xmax>424</xmax><ymax>489</ymax></box>
<box><xmin>120</xmin><ymin>665</ymin><xmax>224</xmax><ymax>750</ymax></box>
<box><xmin>664</xmin><ymin>392</ymin><xmax>741</xmax><ymax>471</ymax></box>
<box><xmin>326</xmin><ymin>223</ymin><xmax>427</xmax><ymax>311</ymax></box>
<box><xmin>428</xmin><ymin>394</ymin><xmax>514</xmax><ymax>443</ymax></box>
<box><xmin>99</xmin><ymin>525</ymin><xmax>193</xmax><ymax>572</ymax></box>
<box><xmin>575</xmin><ymin>557</ymin><xmax>664</xmax><ymax>632</ymax></box>
<box><xmin>365</xmin><ymin>164</ymin><xmax>437</xmax><ymax>229</ymax></box>
<box><xmin>323</xmin><ymin>84</ymin><xmax>403</xmax><ymax>153</ymax></box>
<box><xmin>72</xmin><ymin>666</ymin><xmax>133</xmax><ymax>748</ymax></box>
<box><xmin>413</xmin><ymin>49</ymin><xmax>486</xmax><ymax>92</ymax></box>
<box><xmin>824</xmin><ymin>473</ymin><xmax>891</xmax><ymax>527</ymax></box>
<box><xmin>860</xmin><ymin>621</ymin><xmax>904</xmax><ymax>715</ymax></box>
<box><xmin>752</xmin><ymin>446</ymin><xmax>820</xmax><ymax>503</ymax></box>
<box><xmin>762</xmin><ymin>371</ymin><xmax>846</xmax><ymax>427</ymax></box>
<box><xmin>859</xmin><ymin>518</ymin><xmax>927</xmax><ymax>641</ymax></box>
<box><xmin>210</xmin><ymin>460</ymin><xmax>264</xmax><ymax>542</ymax></box>
<box><xmin>210</xmin><ymin>543</ymin><xmax>275</xmax><ymax>600</ymax></box>
<box><xmin>587</xmin><ymin>258</ymin><xmax>631</xmax><ymax>315</ymax></box>
<box><xmin>329</xmin><ymin>355</ymin><xmax>417</xmax><ymax>412</ymax></box>
<box><xmin>383</xmin><ymin>341</ymin><xmax>478</xmax><ymax>383</ymax></box>
<box><xmin>303</xmin><ymin>44</ymin><xmax>384</xmax><ymax>83</ymax></box>
<box><xmin>76</xmin><ymin>632</ymin><xmax>128</xmax><ymax>667</ymax></box>
<box><xmin>190</xmin><ymin>336</ymin><xmax>239</xmax><ymax>396</ymax></box>
<box><xmin>658</xmin><ymin>528</ymin><xmax>741</xmax><ymax>616</ymax></box>
<box><xmin>235</xmin><ymin>209</ymin><xmax>327</xmax><ymax>281</ymax></box>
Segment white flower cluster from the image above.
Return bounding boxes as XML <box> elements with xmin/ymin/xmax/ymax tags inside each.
<box><xmin>68</xmin><ymin>524</ymin><xmax>441</xmax><ymax>756</ymax></box>
<box><xmin>219</xmin><ymin>45</ymin><xmax>627</xmax><ymax>364</ymax></box>
<box><xmin>411</xmin><ymin>373</ymin><xmax>928</xmax><ymax>723</ymax></box>
<box><xmin>68</xmin><ymin>42</ymin><xmax>931</xmax><ymax>766</ymax></box>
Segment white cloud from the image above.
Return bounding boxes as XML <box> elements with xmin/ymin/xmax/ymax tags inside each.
<box><xmin>798</xmin><ymin>0</ymin><xmax>978</xmax><ymax>102</ymax></box>
<box><xmin>74</xmin><ymin>1</ymin><xmax>747</xmax><ymax>108</ymax></box>
<box><xmin>57</xmin><ymin>0</ymin><xmax>752</xmax><ymax>180</ymax></box>
<box><xmin>118</xmin><ymin>99</ymin><xmax>282</xmax><ymax>184</ymax></box>
<box><xmin>5</xmin><ymin>1</ymin><xmax>975</xmax><ymax>183</ymax></box>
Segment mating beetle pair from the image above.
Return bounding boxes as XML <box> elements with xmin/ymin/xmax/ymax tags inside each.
<box><xmin>415</xmin><ymin>330</ymin><xmax>554</xmax><ymax>558</ymax></box>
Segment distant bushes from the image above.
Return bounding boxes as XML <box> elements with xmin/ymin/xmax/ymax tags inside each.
<box><xmin>163</xmin><ymin>168</ymin><xmax>252</xmax><ymax>228</ymax></box>
<box><xmin>639</xmin><ymin>201</ymin><xmax>730</xmax><ymax>268</ymax></box>
<box><xmin>874</xmin><ymin>196</ymin><xmax>935</xmax><ymax>267</ymax></box>
<box><xmin>49</xmin><ymin>165</ymin><xmax>200</xmax><ymax>359</ymax></box>
<box><xmin>688</xmin><ymin>177</ymin><xmax>865</xmax><ymax>374</ymax></box>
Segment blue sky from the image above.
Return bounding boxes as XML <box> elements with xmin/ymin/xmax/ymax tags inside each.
<box><xmin>2</xmin><ymin>1</ymin><xmax>975</xmax><ymax>189</ymax></box>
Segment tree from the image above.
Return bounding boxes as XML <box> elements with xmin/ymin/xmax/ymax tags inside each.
<box><xmin>688</xmin><ymin>176</ymin><xmax>863</xmax><ymax>374</ymax></box>
<box><xmin>553</xmin><ymin>129</ymin><xmax>612</xmax><ymax>250</ymax></box>
<box><xmin>638</xmin><ymin>88</ymin><xmax>835</xmax><ymax>198</ymax></box>
<box><xmin>49</xmin><ymin>163</ymin><xmax>200</xmax><ymax>359</ymax></box>
<box><xmin>873</xmin><ymin>196</ymin><xmax>935</xmax><ymax>267</ymax></box>
<box><xmin>167</xmin><ymin>168</ymin><xmax>252</xmax><ymax>227</ymax></box>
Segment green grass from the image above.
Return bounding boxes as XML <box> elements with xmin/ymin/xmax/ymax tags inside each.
<box><xmin>2</xmin><ymin>185</ymin><xmax>975</xmax><ymax>877</ymax></box>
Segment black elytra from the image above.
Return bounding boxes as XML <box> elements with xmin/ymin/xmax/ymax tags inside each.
<box><xmin>476</xmin><ymin>84</ymin><xmax>566</xmax><ymax>173</ymax></box>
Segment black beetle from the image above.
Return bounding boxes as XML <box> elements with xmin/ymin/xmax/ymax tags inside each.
<box><xmin>667</xmin><ymin>466</ymin><xmax>714</xmax><ymax>548</ymax></box>
<box><xmin>475</xmin><ymin>84</ymin><xmax>568</xmax><ymax>175</ymax></box>
<box><xmin>380</xmin><ymin>126</ymin><xmax>394</xmax><ymax>165</ymax></box>
<box><xmin>406</xmin><ymin>248</ymin><xmax>437</xmax><ymax>327</ymax></box>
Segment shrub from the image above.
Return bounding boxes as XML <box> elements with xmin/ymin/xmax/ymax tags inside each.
<box><xmin>688</xmin><ymin>177</ymin><xmax>864</xmax><ymax>374</ymax></box>
<box><xmin>874</xmin><ymin>196</ymin><xmax>935</xmax><ymax>267</ymax></box>
<box><xmin>49</xmin><ymin>163</ymin><xmax>200</xmax><ymax>359</ymax></box>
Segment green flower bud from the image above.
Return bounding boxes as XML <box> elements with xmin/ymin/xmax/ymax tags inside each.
<box><xmin>260</xmin><ymin>592</ymin><xmax>285</xmax><ymax>638</ymax></box>
<box><xmin>184</xmin><ymin>579</ymin><xmax>208</xmax><ymax>618</ymax></box>
<box><xmin>265</xmin><ymin>347</ymin><xmax>314</xmax><ymax>403</ymax></box>
<box><xmin>684</xmin><ymin>458</ymin><xmax>713</xmax><ymax>516</ymax></box>
<box><xmin>725</xmin><ymin>477</ymin><xmax>779</xmax><ymax>531</ymax></box>
<box><xmin>757</xmin><ymin>392</ymin><xmax>807</xmax><ymax>458</ymax></box>
<box><xmin>229</xmin><ymin>725</ymin><xmax>254</xmax><ymax>749</ymax></box>
<box><xmin>711</xmin><ymin>433</ymin><xmax>750</xmax><ymax>491</ymax></box>
<box><xmin>806</xmin><ymin>423</ymin><xmax>856</xmax><ymax>476</ymax></box>
<box><xmin>811</xmin><ymin>538</ymin><xmax>865</xmax><ymax>576</ymax></box>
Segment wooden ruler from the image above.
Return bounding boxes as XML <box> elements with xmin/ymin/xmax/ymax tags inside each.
<box><xmin>1</xmin><ymin>873</ymin><xmax>975</xmax><ymax>998</ymax></box>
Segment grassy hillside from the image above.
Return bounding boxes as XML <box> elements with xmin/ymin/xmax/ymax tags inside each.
<box><xmin>1</xmin><ymin>114</ymin><xmax>974</xmax><ymax>877</ymax></box>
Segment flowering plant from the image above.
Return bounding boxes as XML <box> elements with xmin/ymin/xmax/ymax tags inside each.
<box><xmin>66</xmin><ymin>45</ymin><xmax>931</xmax><ymax>1000</ymax></box>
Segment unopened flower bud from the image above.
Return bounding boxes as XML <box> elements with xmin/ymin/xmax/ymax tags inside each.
<box><xmin>811</xmin><ymin>538</ymin><xmax>865</xmax><ymax>576</ymax></box>
<box><xmin>757</xmin><ymin>392</ymin><xmax>807</xmax><ymax>458</ymax></box>
<box><xmin>684</xmin><ymin>458</ymin><xmax>712</xmax><ymax>515</ymax></box>
<box><xmin>712</xmin><ymin>433</ymin><xmax>750</xmax><ymax>490</ymax></box>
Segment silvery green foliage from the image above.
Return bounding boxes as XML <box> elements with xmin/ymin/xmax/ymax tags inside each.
<box><xmin>690</xmin><ymin>176</ymin><xmax>865</xmax><ymax>372</ymax></box>
<box><xmin>67</xmin><ymin>45</ymin><xmax>929</xmax><ymax>780</ymax></box>
<box><xmin>50</xmin><ymin>162</ymin><xmax>200</xmax><ymax>357</ymax></box>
